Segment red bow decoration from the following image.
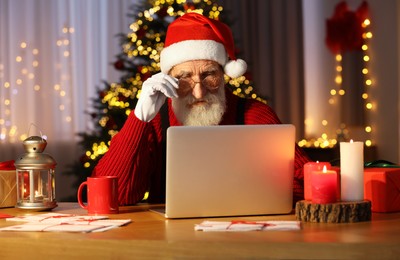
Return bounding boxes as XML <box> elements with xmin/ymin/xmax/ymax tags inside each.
<box><xmin>0</xmin><ymin>160</ymin><xmax>15</xmax><ymax>170</ymax></box>
<box><xmin>325</xmin><ymin>1</ymin><xmax>369</xmax><ymax>54</ymax></box>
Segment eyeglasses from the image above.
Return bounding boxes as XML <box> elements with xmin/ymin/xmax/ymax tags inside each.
<box><xmin>177</xmin><ymin>74</ymin><xmax>223</xmax><ymax>95</ymax></box>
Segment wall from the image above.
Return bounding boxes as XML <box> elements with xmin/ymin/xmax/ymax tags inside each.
<box><xmin>368</xmin><ymin>0</ymin><xmax>400</xmax><ymax>163</ymax></box>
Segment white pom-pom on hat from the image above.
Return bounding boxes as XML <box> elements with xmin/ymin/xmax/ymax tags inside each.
<box><xmin>224</xmin><ymin>59</ymin><xmax>247</xmax><ymax>78</ymax></box>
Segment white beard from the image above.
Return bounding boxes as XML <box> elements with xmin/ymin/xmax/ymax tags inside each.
<box><xmin>171</xmin><ymin>86</ymin><xmax>226</xmax><ymax>126</ymax></box>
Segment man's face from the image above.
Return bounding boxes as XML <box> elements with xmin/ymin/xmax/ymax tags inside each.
<box><xmin>169</xmin><ymin>60</ymin><xmax>226</xmax><ymax>126</ymax></box>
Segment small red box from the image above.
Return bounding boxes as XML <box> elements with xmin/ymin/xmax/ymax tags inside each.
<box><xmin>364</xmin><ymin>168</ymin><xmax>400</xmax><ymax>213</ymax></box>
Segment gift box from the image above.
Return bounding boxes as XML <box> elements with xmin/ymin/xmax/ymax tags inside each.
<box><xmin>0</xmin><ymin>160</ymin><xmax>17</xmax><ymax>208</ymax></box>
<box><xmin>364</xmin><ymin>168</ymin><xmax>400</xmax><ymax>213</ymax></box>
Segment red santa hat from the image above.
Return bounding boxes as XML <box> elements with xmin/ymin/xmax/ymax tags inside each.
<box><xmin>160</xmin><ymin>12</ymin><xmax>247</xmax><ymax>79</ymax></box>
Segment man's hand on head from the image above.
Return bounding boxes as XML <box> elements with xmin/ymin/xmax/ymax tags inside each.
<box><xmin>134</xmin><ymin>72</ymin><xmax>178</xmax><ymax>122</ymax></box>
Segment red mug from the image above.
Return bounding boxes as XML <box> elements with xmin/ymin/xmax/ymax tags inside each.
<box><xmin>77</xmin><ymin>176</ymin><xmax>119</xmax><ymax>214</ymax></box>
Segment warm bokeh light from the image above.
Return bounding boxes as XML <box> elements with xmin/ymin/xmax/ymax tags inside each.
<box><xmin>1</xmin><ymin>23</ymin><xmax>75</xmax><ymax>142</ymax></box>
<box><xmin>301</xmin><ymin>14</ymin><xmax>374</xmax><ymax>148</ymax></box>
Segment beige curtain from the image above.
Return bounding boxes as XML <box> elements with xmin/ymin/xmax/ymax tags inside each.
<box><xmin>0</xmin><ymin>0</ymin><xmax>137</xmax><ymax>200</ymax></box>
<box><xmin>220</xmin><ymin>0</ymin><xmax>305</xmax><ymax>139</ymax></box>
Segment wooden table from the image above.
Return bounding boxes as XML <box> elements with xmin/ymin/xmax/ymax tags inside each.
<box><xmin>0</xmin><ymin>203</ymin><xmax>399</xmax><ymax>259</ymax></box>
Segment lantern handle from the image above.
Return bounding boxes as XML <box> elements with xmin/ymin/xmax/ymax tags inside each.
<box><xmin>27</xmin><ymin>123</ymin><xmax>46</xmax><ymax>141</ymax></box>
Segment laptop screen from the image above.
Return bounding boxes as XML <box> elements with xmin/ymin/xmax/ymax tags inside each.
<box><xmin>165</xmin><ymin>124</ymin><xmax>295</xmax><ymax>218</ymax></box>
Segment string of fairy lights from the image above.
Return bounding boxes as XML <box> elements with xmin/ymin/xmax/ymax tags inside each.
<box><xmin>298</xmin><ymin>17</ymin><xmax>373</xmax><ymax>149</ymax></box>
<box><xmin>0</xmin><ymin>25</ymin><xmax>74</xmax><ymax>143</ymax></box>
<box><xmin>361</xmin><ymin>18</ymin><xmax>374</xmax><ymax>147</ymax></box>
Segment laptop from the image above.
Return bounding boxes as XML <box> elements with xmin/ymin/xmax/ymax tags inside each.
<box><xmin>159</xmin><ymin>124</ymin><xmax>295</xmax><ymax>218</ymax></box>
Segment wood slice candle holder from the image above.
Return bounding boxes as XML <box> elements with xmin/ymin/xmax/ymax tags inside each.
<box><xmin>295</xmin><ymin>200</ymin><xmax>371</xmax><ymax>223</ymax></box>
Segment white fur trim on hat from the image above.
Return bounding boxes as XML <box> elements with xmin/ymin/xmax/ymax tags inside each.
<box><xmin>224</xmin><ymin>59</ymin><xmax>247</xmax><ymax>78</ymax></box>
<box><xmin>160</xmin><ymin>40</ymin><xmax>227</xmax><ymax>74</ymax></box>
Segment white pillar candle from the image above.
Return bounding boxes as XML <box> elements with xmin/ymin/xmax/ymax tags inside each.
<box><xmin>340</xmin><ymin>140</ymin><xmax>364</xmax><ymax>201</ymax></box>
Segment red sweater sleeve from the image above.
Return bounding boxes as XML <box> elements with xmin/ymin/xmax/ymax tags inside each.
<box><xmin>92</xmin><ymin>112</ymin><xmax>163</xmax><ymax>205</ymax></box>
<box><xmin>243</xmin><ymin>98</ymin><xmax>311</xmax><ymax>204</ymax></box>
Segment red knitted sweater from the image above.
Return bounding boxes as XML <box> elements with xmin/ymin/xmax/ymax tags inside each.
<box><xmin>92</xmin><ymin>89</ymin><xmax>311</xmax><ymax>205</ymax></box>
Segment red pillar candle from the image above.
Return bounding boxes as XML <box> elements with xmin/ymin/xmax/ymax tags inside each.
<box><xmin>311</xmin><ymin>165</ymin><xmax>338</xmax><ymax>204</ymax></box>
<box><xmin>303</xmin><ymin>161</ymin><xmax>331</xmax><ymax>200</ymax></box>
<box><xmin>23</xmin><ymin>171</ymin><xmax>30</xmax><ymax>199</ymax></box>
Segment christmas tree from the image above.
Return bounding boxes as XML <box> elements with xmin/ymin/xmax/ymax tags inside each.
<box><xmin>67</xmin><ymin>0</ymin><xmax>264</xmax><ymax>193</ymax></box>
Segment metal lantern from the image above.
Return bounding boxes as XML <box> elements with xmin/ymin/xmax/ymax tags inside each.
<box><xmin>15</xmin><ymin>136</ymin><xmax>57</xmax><ymax>210</ymax></box>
